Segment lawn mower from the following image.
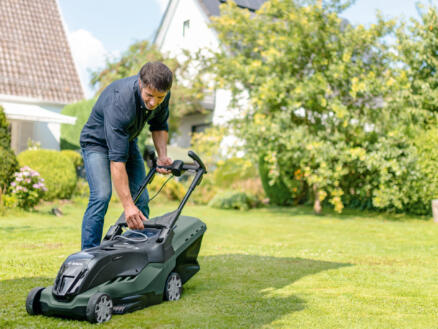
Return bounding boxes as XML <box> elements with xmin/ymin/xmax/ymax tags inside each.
<box><xmin>25</xmin><ymin>148</ymin><xmax>207</xmax><ymax>323</ymax></box>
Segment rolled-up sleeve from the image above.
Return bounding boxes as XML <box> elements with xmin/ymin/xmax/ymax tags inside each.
<box><xmin>104</xmin><ymin>91</ymin><xmax>133</xmax><ymax>162</ymax></box>
<box><xmin>148</xmin><ymin>92</ymin><xmax>170</xmax><ymax>132</ymax></box>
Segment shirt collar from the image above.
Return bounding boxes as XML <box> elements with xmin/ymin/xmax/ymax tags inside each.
<box><xmin>135</xmin><ymin>75</ymin><xmax>147</xmax><ymax>111</ymax></box>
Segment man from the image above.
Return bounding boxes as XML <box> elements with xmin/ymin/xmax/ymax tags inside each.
<box><xmin>79</xmin><ymin>62</ymin><xmax>173</xmax><ymax>250</ymax></box>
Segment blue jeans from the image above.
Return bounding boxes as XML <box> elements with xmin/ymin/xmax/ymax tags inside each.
<box><xmin>81</xmin><ymin>144</ymin><xmax>149</xmax><ymax>249</ymax></box>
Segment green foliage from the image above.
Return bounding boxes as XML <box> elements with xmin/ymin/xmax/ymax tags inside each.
<box><xmin>191</xmin><ymin>126</ymin><xmax>227</xmax><ymax>169</ymax></box>
<box><xmin>202</xmin><ymin>0</ymin><xmax>429</xmax><ymax>213</ymax></box>
<box><xmin>402</xmin><ymin>129</ymin><xmax>438</xmax><ymax>215</ymax></box>
<box><xmin>9</xmin><ymin>167</ymin><xmax>47</xmax><ymax>210</ymax></box>
<box><xmin>73</xmin><ymin>178</ymin><xmax>89</xmax><ymax>198</ymax></box>
<box><xmin>213</xmin><ymin>157</ymin><xmax>257</xmax><ymax>188</ymax></box>
<box><xmin>61</xmin><ymin>150</ymin><xmax>83</xmax><ymax>171</ymax></box>
<box><xmin>188</xmin><ymin>174</ymin><xmax>218</xmax><ymax>205</ymax></box>
<box><xmin>90</xmin><ymin>40</ymin><xmax>206</xmax><ymax>148</ymax></box>
<box><xmin>1</xmin><ymin>193</ymin><xmax>17</xmax><ymax>209</ymax></box>
<box><xmin>0</xmin><ymin>106</ymin><xmax>18</xmax><ymax>192</ymax></box>
<box><xmin>0</xmin><ymin>106</ymin><xmax>12</xmax><ymax>149</ymax></box>
<box><xmin>258</xmin><ymin>154</ymin><xmax>293</xmax><ymax>206</ymax></box>
<box><xmin>149</xmin><ymin>174</ymin><xmax>186</xmax><ymax>201</ymax></box>
<box><xmin>208</xmin><ymin>190</ymin><xmax>258</xmax><ymax>210</ymax></box>
<box><xmin>17</xmin><ymin>150</ymin><xmax>77</xmax><ymax>200</ymax></box>
<box><xmin>0</xmin><ymin>147</ymin><xmax>18</xmax><ymax>192</ymax></box>
<box><xmin>61</xmin><ymin>98</ymin><xmax>96</xmax><ymax>150</ymax></box>
<box><xmin>395</xmin><ymin>4</ymin><xmax>438</xmax><ymax>128</ymax></box>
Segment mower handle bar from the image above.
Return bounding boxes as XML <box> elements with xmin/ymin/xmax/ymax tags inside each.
<box><xmin>104</xmin><ymin>150</ymin><xmax>207</xmax><ymax>242</ymax></box>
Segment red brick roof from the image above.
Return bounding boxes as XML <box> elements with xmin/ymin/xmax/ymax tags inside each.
<box><xmin>0</xmin><ymin>0</ymin><xmax>84</xmax><ymax>104</ymax></box>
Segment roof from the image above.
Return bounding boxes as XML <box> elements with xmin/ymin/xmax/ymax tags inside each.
<box><xmin>198</xmin><ymin>0</ymin><xmax>267</xmax><ymax>17</ymax></box>
<box><xmin>0</xmin><ymin>0</ymin><xmax>84</xmax><ymax>105</ymax></box>
<box><xmin>2</xmin><ymin>101</ymin><xmax>76</xmax><ymax>125</ymax></box>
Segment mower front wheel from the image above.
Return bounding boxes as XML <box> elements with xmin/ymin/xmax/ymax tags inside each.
<box><xmin>164</xmin><ymin>272</ymin><xmax>182</xmax><ymax>301</ymax></box>
<box><xmin>86</xmin><ymin>292</ymin><xmax>113</xmax><ymax>323</ymax></box>
<box><xmin>26</xmin><ymin>287</ymin><xmax>45</xmax><ymax>315</ymax></box>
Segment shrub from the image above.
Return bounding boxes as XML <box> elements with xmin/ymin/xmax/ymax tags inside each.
<box><xmin>0</xmin><ymin>147</ymin><xmax>18</xmax><ymax>192</ymax></box>
<box><xmin>0</xmin><ymin>107</ymin><xmax>18</xmax><ymax>192</ymax></box>
<box><xmin>258</xmin><ymin>155</ymin><xmax>292</xmax><ymax>206</ymax></box>
<box><xmin>61</xmin><ymin>150</ymin><xmax>84</xmax><ymax>177</ymax></box>
<box><xmin>148</xmin><ymin>174</ymin><xmax>186</xmax><ymax>201</ymax></box>
<box><xmin>213</xmin><ymin>157</ymin><xmax>258</xmax><ymax>187</ymax></box>
<box><xmin>9</xmin><ymin>167</ymin><xmax>47</xmax><ymax>209</ymax></box>
<box><xmin>188</xmin><ymin>174</ymin><xmax>218</xmax><ymax>205</ymax></box>
<box><xmin>61</xmin><ymin>150</ymin><xmax>83</xmax><ymax>168</ymax></box>
<box><xmin>61</xmin><ymin>98</ymin><xmax>96</xmax><ymax>150</ymax></box>
<box><xmin>231</xmin><ymin>177</ymin><xmax>266</xmax><ymax>203</ymax></box>
<box><xmin>0</xmin><ymin>105</ymin><xmax>12</xmax><ymax>149</ymax></box>
<box><xmin>208</xmin><ymin>191</ymin><xmax>258</xmax><ymax>210</ymax></box>
<box><xmin>73</xmin><ymin>178</ymin><xmax>90</xmax><ymax>198</ymax></box>
<box><xmin>1</xmin><ymin>193</ymin><xmax>18</xmax><ymax>209</ymax></box>
<box><xmin>18</xmin><ymin>150</ymin><xmax>77</xmax><ymax>200</ymax></box>
<box><xmin>404</xmin><ymin>129</ymin><xmax>438</xmax><ymax>215</ymax></box>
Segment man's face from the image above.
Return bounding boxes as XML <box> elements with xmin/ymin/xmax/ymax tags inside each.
<box><xmin>139</xmin><ymin>81</ymin><xmax>168</xmax><ymax>110</ymax></box>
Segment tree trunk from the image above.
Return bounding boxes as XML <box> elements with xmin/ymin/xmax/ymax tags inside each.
<box><xmin>313</xmin><ymin>184</ymin><xmax>322</xmax><ymax>215</ymax></box>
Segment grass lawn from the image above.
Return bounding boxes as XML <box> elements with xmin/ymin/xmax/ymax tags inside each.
<box><xmin>1</xmin><ymin>198</ymin><xmax>438</xmax><ymax>328</ymax></box>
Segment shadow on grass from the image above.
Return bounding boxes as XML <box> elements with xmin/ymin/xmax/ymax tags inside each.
<box><xmin>0</xmin><ymin>255</ymin><xmax>351</xmax><ymax>329</ymax></box>
<box><xmin>179</xmin><ymin>254</ymin><xmax>352</xmax><ymax>328</ymax></box>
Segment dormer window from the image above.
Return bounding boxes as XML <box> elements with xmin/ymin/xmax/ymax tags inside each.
<box><xmin>183</xmin><ymin>19</ymin><xmax>190</xmax><ymax>37</ymax></box>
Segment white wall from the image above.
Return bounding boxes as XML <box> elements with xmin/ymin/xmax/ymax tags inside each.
<box><xmin>157</xmin><ymin>0</ymin><xmax>219</xmax><ymax>57</ymax></box>
<box><xmin>173</xmin><ymin>112</ymin><xmax>213</xmax><ymax>148</ymax></box>
<box><xmin>2</xmin><ymin>100</ymin><xmax>66</xmax><ymax>153</ymax></box>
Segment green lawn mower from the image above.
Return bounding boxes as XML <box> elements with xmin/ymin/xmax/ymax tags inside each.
<box><xmin>26</xmin><ymin>149</ymin><xmax>207</xmax><ymax>323</ymax></box>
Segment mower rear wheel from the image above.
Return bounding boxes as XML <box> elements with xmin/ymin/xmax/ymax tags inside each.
<box><xmin>164</xmin><ymin>272</ymin><xmax>182</xmax><ymax>301</ymax></box>
<box><xmin>26</xmin><ymin>287</ymin><xmax>45</xmax><ymax>315</ymax></box>
<box><xmin>86</xmin><ymin>293</ymin><xmax>113</xmax><ymax>323</ymax></box>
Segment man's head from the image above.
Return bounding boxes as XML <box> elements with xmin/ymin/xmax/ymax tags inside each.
<box><xmin>139</xmin><ymin>62</ymin><xmax>173</xmax><ymax>110</ymax></box>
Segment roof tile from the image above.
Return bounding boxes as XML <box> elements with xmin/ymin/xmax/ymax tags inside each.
<box><xmin>0</xmin><ymin>0</ymin><xmax>84</xmax><ymax>104</ymax></box>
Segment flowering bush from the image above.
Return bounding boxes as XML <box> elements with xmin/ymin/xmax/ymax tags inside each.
<box><xmin>10</xmin><ymin>166</ymin><xmax>47</xmax><ymax>209</ymax></box>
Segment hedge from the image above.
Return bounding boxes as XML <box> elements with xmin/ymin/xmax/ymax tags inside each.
<box><xmin>18</xmin><ymin>150</ymin><xmax>77</xmax><ymax>200</ymax></box>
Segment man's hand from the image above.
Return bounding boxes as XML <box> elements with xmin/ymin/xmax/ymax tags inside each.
<box><xmin>157</xmin><ymin>156</ymin><xmax>172</xmax><ymax>174</ymax></box>
<box><xmin>124</xmin><ymin>203</ymin><xmax>146</xmax><ymax>230</ymax></box>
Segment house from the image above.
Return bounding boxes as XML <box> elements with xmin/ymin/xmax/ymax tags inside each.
<box><xmin>154</xmin><ymin>0</ymin><xmax>266</xmax><ymax>147</ymax></box>
<box><xmin>0</xmin><ymin>0</ymin><xmax>84</xmax><ymax>153</ymax></box>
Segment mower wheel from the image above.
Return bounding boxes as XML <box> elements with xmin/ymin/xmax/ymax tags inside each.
<box><xmin>164</xmin><ymin>272</ymin><xmax>183</xmax><ymax>301</ymax></box>
<box><xmin>26</xmin><ymin>287</ymin><xmax>45</xmax><ymax>315</ymax></box>
<box><xmin>86</xmin><ymin>292</ymin><xmax>113</xmax><ymax>323</ymax></box>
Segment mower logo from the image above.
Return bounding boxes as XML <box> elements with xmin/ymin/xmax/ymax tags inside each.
<box><xmin>68</xmin><ymin>261</ymin><xmax>84</xmax><ymax>266</ymax></box>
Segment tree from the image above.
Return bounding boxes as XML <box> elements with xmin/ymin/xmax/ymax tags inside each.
<box><xmin>395</xmin><ymin>4</ymin><xmax>438</xmax><ymax>128</ymax></box>
<box><xmin>202</xmin><ymin>0</ymin><xmax>419</xmax><ymax>213</ymax></box>
<box><xmin>0</xmin><ymin>106</ymin><xmax>18</xmax><ymax>193</ymax></box>
<box><xmin>90</xmin><ymin>40</ymin><xmax>205</xmax><ymax>151</ymax></box>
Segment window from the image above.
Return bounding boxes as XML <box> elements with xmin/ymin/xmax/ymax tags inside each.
<box><xmin>183</xmin><ymin>19</ymin><xmax>190</xmax><ymax>37</ymax></box>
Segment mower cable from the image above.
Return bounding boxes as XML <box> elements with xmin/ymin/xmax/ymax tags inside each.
<box><xmin>115</xmin><ymin>230</ymin><xmax>149</xmax><ymax>243</ymax></box>
<box><xmin>149</xmin><ymin>175</ymin><xmax>174</xmax><ymax>202</ymax></box>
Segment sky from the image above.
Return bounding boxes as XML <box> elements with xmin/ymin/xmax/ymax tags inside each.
<box><xmin>57</xmin><ymin>0</ymin><xmax>431</xmax><ymax>98</ymax></box>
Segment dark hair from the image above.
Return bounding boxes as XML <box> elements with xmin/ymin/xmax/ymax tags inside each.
<box><xmin>139</xmin><ymin>62</ymin><xmax>173</xmax><ymax>92</ymax></box>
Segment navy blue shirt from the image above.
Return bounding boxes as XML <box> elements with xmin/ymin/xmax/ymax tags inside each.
<box><xmin>80</xmin><ymin>75</ymin><xmax>170</xmax><ymax>162</ymax></box>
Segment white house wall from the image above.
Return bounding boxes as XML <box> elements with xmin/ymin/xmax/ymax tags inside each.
<box><xmin>158</xmin><ymin>0</ymin><xmax>219</xmax><ymax>58</ymax></box>
<box><xmin>174</xmin><ymin>112</ymin><xmax>213</xmax><ymax>148</ymax></box>
<box><xmin>34</xmin><ymin>122</ymin><xmax>60</xmax><ymax>151</ymax></box>
<box><xmin>1</xmin><ymin>99</ymin><xmax>73</xmax><ymax>153</ymax></box>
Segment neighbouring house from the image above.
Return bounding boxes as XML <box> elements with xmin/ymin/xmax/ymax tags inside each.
<box><xmin>0</xmin><ymin>0</ymin><xmax>84</xmax><ymax>154</ymax></box>
<box><xmin>154</xmin><ymin>0</ymin><xmax>266</xmax><ymax>148</ymax></box>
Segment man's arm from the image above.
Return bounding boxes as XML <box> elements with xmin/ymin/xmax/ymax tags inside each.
<box><xmin>110</xmin><ymin>161</ymin><xmax>145</xmax><ymax>229</ymax></box>
<box><xmin>152</xmin><ymin>130</ymin><xmax>172</xmax><ymax>174</ymax></box>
